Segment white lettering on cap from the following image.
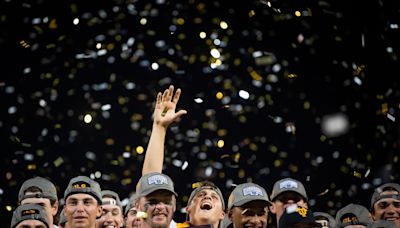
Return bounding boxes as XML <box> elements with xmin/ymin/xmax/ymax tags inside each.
<box><xmin>103</xmin><ymin>199</ymin><xmax>117</xmax><ymax>205</ymax></box>
<box><xmin>242</xmin><ymin>186</ymin><xmax>263</xmax><ymax>196</ymax></box>
<box><xmin>147</xmin><ymin>175</ymin><xmax>168</xmax><ymax>185</ymax></box>
<box><xmin>279</xmin><ymin>180</ymin><xmax>298</xmax><ymax>190</ymax></box>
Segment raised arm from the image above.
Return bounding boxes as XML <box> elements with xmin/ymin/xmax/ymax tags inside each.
<box><xmin>142</xmin><ymin>85</ymin><xmax>187</xmax><ymax>175</ymax></box>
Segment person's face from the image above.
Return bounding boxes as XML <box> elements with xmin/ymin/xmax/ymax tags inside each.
<box><xmin>64</xmin><ymin>193</ymin><xmax>102</xmax><ymax>228</ymax></box>
<box><xmin>125</xmin><ymin>206</ymin><xmax>145</xmax><ymax>228</ymax></box>
<box><xmin>96</xmin><ymin>197</ymin><xmax>124</xmax><ymax>228</ymax></box>
<box><xmin>270</xmin><ymin>192</ymin><xmax>308</xmax><ymax>224</ymax></box>
<box><xmin>137</xmin><ymin>190</ymin><xmax>176</xmax><ymax>228</ymax></box>
<box><xmin>21</xmin><ymin>196</ymin><xmax>58</xmax><ymax>226</ymax></box>
<box><xmin>372</xmin><ymin>190</ymin><xmax>400</xmax><ymax>228</ymax></box>
<box><xmin>187</xmin><ymin>188</ymin><xmax>225</xmax><ymax>226</ymax></box>
<box><xmin>15</xmin><ymin>220</ymin><xmax>47</xmax><ymax>228</ymax></box>
<box><xmin>229</xmin><ymin>201</ymin><xmax>269</xmax><ymax>228</ymax></box>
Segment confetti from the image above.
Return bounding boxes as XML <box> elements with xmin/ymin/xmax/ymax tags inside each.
<box><xmin>1</xmin><ymin>0</ymin><xmax>399</xmax><ymax>224</ymax></box>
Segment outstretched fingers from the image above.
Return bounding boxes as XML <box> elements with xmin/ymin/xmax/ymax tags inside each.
<box><xmin>162</xmin><ymin>88</ymin><xmax>169</xmax><ymax>102</ymax></box>
<box><xmin>156</xmin><ymin>92</ymin><xmax>162</xmax><ymax>105</ymax></box>
<box><xmin>167</xmin><ymin>85</ymin><xmax>174</xmax><ymax>102</ymax></box>
<box><xmin>172</xmin><ymin>88</ymin><xmax>181</xmax><ymax>104</ymax></box>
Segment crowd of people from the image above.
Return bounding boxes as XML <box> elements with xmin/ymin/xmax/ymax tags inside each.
<box><xmin>10</xmin><ymin>86</ymin><xmax>400</xmax><ymax>228</ymax></box>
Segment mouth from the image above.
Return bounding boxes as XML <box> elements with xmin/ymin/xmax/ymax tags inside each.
<box><xmin>200</xmin><ymin>201</ymin><xmax>213</xmax><ymax>210</ymax></box>
<box><xmin>153</xmin><ymin>212</ymin><xmax>167</xmax><ymax>219</ymax></box>
<box><xmin>244</xmin><ymin>224</ymin><xmax>258</xmax><ymax>228</ymax></box>
<box><xmin>103</xmin><ymin>226</ymin><xmax>116</xmax><ymax>228</ymax></box>
<box><xmin>73</xmin><ymin>216</ymin><xmax>87</xmax><ymax>221</ymax></box>
<box><xmin>385</xmin><ymin>217</ymin><xmax>399</xmax><ymax>221</ymax></box>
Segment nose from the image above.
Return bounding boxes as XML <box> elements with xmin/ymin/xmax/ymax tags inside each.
<box><xmin>104</xmin><ymin>212</ymin><xmax>114</xmax><ymax>221</ymax></box>
<box><xmin>76</xmin><ymin>202</ymin><xmax>85</xmax><ymax>212</ymax></box>
<box><xmin>249</xmin><ymin>215</ymin><xmax>264</xmax><ymax>227</ymax></box>
<box><xmin>385</xmin><ymin>203</ymin><xmax>397</xmax><ymax>214</ymax></box>
<box><xmin>204</xmin><ymin>195</ymin><xmax>212</xmax><ymax>200</ymax></box>
<box><xmin>154</xmin><ymin>202</ymin><xmax>168</xmax><ymax>210</ymax></box>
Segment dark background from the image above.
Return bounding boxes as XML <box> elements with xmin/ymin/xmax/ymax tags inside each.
<box><xmin>1</xmin><ymin>0</ymin><xmax>399</xmax><ymax>226</ymax></box>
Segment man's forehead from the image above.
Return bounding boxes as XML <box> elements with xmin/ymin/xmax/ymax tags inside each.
<box><xmin>376</xmin><ymin>197</ymin><xmax>400</xmax><ymax>203</ymax></box>
<box><xmin>102</xmin><ymin>205</ymin><xmax>122</xmax><ymax>211</ymax></box>
<box><xmin>196</xmin><ymin>188</ymin><xmax>219</xmax><ymax>196</ymax></box>
<box><xmin>18</xmin><ymin>219</ymin><xmax>47</xmax><ymax>226</ymax></box>
<box><xmin>146</xmin><ymin>192</ymin><xmax>173</xmax><ymax>200</ymax></box>
<box><xmin>67</xmin><ymin>193</ymin><xmax>97</xmax><ymax>201</ymax></box>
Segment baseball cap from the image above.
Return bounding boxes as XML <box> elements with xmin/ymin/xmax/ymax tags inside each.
<box><xmin>270</xmin><ymin>178</ymin><xmax>308</xmax><ymax>201</ymax></box>
<box><xmin>11</xmin><ymin>204</ymin><xmax>49</xmax><ymax>228</ymax></box>
<box><xmin>313</xmin><ymin>212</ymin><xmax>337</xmax><ymax>228</ymax></box>
<box><xmin>366</xmin><ymin>220</ymin><xmax>396</xmax><ymax>228</ymax></box>
<box><xmin>101</xmin><ymin>190</ymin><xmax>122</xmax><ymax>208</ymax></box>
<box><xmin>18</xmin><ymin>176</ymin><xmax>58</xmax><ymax>203</ymax></box>
<box><xmin>136</xmin><ymin>172</ymin><xmax>177</xmax><ymax>197</ymax></box>
<box><xmin>64</xmin><ymin>176</ymin><xmax>102</xmax><ymax>204</ymax></box>
<box><xmin>279</xmin><ymin>204</ymin><xmax>320</xmax><ymax>228</ymax></box>
<box><xmin>227</xmin><ymin>183</ymin><xmax>271</xmax><ymax>210</ymax></box>
<box><xmin>370</xmin><ymin>183</ymin><xmax>400</xmax><ymax>209</ymax></box>
<box><xmin>187</xmin><ymin>181</ymin><xmax>225</xmax><ymax>210</ymax></box>
<box><xmin>335</xmin><ymin>204</ymin><xmax>371</xmax><ymax>228</ymax></box>
<box><xmin>124</xmin><ymin>193</ymin><xmax>139</xmax><ymax>216</ymax></box>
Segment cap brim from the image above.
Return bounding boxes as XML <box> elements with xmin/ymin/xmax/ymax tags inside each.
<box><xmin>231</xmin><ymin>198</ymin><xmax>272</xmax><ymax>209</ymax></box>
<box><xmin>139</xmin><ymin>187</ymin><xmax>178</xmax><ymax>197</ymax></box>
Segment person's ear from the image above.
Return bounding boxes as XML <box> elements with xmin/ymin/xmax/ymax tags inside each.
<box><xmin>51</xmin><ymin>200</ymin><xmax>59</xmax><ymax>216</ymax></box>
<box><xmin>219</xmin><ymin>210</ymin><xmax>225</xmax><ymax>220</ymax></box>
<box><xmin>270</xmin><ymin>203</ymin><xmax>277</xmax><ymax>214</ymax></box>
<box><xmin>96</xmin><ymin>205</ymin><xmax>102</xmax><ymax>218</ymax></box>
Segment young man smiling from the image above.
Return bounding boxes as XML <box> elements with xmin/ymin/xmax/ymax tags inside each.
<box><xmin>370</xmin><ymin>183</ymin><xmax>400</xmax><ymax>228</ymax></box>
<box><xmin>135</xmin><ymin>172</ymin><xmax>178</xmax><ymax>228</ymax></box>
<box><xmin>96</xmin><ymin>190</ymin><xmax>124</xmax><ymax>228</ymax></box>
<box><xmin>227</xmin><ymin>183</ymin><xmax>271</xmax><ymax>228</ymax></box>
<box><xmin>63</xmin><ymin>176</ymin><xmax>103</xmax><ymax>228</ymax></box>
<box><xmin>183</xmin><ymin>181</ymin><xmax>226</xmax><ymax>228</ymax></box>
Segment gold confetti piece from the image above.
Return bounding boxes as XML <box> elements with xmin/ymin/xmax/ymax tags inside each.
<box><xmin>192</xmin><ymin>182</ymin><xmax>202</xmax><ymax>189</ymax></box>
<box><xmin>248</xmin><ymin>10</ymin><xmax>255</xmax><ymax>17</ymax></box>
<box><xmin>353</xmin><ymin>171</ymin><xmax>362</xmax><ymax>178</ymax></box>
<box><xmin>161</xmin><ymin>107</ymin><xmax>169</xmax><ymax>117</ymax></box>
<box><xmin>53</xmin><ymin>157</ymin><xmax>64</xmax><ymax>167</ymax></box>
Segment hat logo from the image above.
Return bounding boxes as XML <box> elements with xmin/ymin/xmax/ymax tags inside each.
<box><xmin>72</xmin><ymin>181</ymin><xmax>91</xmax><ymax>189</ymax></box>
<box><xmin>147</xmin><ymin>175</ymin><xmax>168</xmax><ymax>185</ymax></box>
<box><xmin>296</xmin><ymin>207</ymin><xmax>307</xmax><ymax>218</ymax></box>
<box><xmin>103</xmin><ymin>199</ymin><xmax>117</xmax><ymax>205</ymax></box>
<box><xmin>341</xmin><ymin>215</ymin><xmax>358</xmax><ymax>224</ymax></box>
<box><xmin>242</xmin><ymin>186</ymin><xmax>263</xmax><ymax>196</ymax></box>
<box><xmin>279</xmin><ymin>180</ymin><xmax>298</xmax><ymax>190</ymax></box>
<box><xmin>22</xmin><ymin>209</ymin><xmax>39</xmax><ymax>216</ymax></box>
